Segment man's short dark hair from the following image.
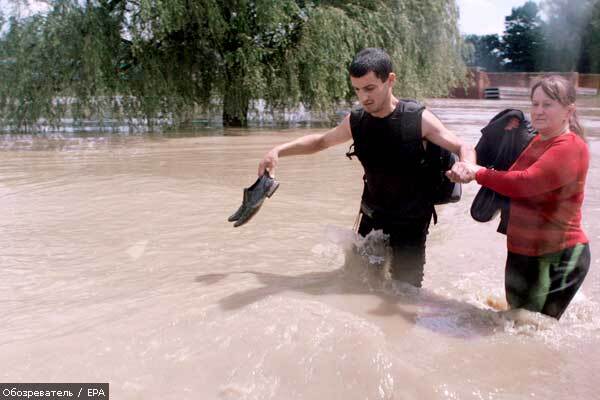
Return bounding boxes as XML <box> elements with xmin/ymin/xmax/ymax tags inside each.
<box><xmin>349</xmin><ymin>48</ymin><xmax>393</xmax><ymax>82</ymax></box>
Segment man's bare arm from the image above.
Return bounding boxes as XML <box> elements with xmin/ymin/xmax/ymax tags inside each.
<box><xmin>421</xmin><ymin>109</ymin><xmax>476</xmax><ymax>163</ymax></box>
<box><xmin>258</xmin><ymin>115</ymin><xmax>353</xmax><ymax>176</ymax></box>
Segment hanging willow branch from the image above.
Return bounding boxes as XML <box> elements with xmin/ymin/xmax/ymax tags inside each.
<box><xmin>0</xmin><ymin>0</ymin><xmax>466</xmax><ymax>131</ymax></box>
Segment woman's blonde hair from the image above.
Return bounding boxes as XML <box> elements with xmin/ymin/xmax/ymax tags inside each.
<box><xmin>530</xmin><ymin>75</ymin><xmax>585</xmax><ymax>139</ymax></box>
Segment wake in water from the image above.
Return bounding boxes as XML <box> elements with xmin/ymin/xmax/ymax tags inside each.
<box><xmin>314</xmin><ymin>225</ymin><xmax>600</xmax><ymax>343</ymax></box>
<box><xmin>190</xmin><ymin>226</ymin><xmax>599</xmax><ymax>399</ymax></box>
<box><xmin>189</xmin><ymin>224</ymin><xmax>599</xmax><ymax>399</ymax></box>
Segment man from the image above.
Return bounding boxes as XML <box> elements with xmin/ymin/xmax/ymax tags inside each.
<box><xmin>258</xmin><ymin>48</ymin><xmax>475</xmax><ymax>287</ymax></box>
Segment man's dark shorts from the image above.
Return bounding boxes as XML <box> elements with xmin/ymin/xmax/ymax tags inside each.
<box><xmin>357</xmin><ymin>211</ymin><xmax>432</xmax><ymax>287</ymax></box>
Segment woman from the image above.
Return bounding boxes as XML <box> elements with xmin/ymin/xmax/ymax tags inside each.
<box><xmin>449</xmin><ymin>75</ymin><xmax>590</xmax><ymax>319</ymax></box>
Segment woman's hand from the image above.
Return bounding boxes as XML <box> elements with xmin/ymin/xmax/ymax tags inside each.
<box><xmin>446</xmin><ymin>161</ymin><xmax>483</xmax><ymax>183</ymax></box>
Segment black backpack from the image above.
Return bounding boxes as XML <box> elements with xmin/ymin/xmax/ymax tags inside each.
<box><xmin>424</xmin><ymin>140</ymin><xmax>461</xmax><ymax>205</ymax></box>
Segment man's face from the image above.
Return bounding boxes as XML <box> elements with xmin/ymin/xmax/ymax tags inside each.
<box><xmin>350</xmin><ymin>71</ymin><xmax>395</xmax><ymax>115</ymax></box>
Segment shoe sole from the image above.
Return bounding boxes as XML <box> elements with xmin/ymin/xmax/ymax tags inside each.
<box><xmin>267</xmin><ymin>181</ymin><xmax>279</xmax><ymax>198</ymax></box>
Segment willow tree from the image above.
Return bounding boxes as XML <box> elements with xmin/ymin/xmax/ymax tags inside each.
<box><xmin>0</xmin><ymin>0</ymin><xmax>465</xmax><ymax>130</ymax></box>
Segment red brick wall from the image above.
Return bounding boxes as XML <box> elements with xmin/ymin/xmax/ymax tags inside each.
<box><xmin>450</xmin><ymin>69</ymin><xmax>490</xmax><ymax>99</ymax></box>
<box><xmin>579</xmin><ymin>74</ymin><xmax>600</xmax><ymax>89</ymax></box>
<box><xmin>486</xmin><ymin>72</ymin><xmax>579</xmax><ymax>88</ymax></box>
<box><xmin>448</xmin><ymin>71</ymin><xmax>599</xmax><ymax>97</ymax></box>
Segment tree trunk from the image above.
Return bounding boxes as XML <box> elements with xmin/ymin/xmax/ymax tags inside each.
<box><xmin>222</xmin><ymin>75</ymin><xmax>249</xmax><ymax>127</ymax></box>
<box><xmin>223</xmin><ymin>108</ymin><xmax>248</xmax><ymax>127</ymax></box>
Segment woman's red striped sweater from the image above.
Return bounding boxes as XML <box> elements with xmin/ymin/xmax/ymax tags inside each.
<box><xmin>476</xmin><ymin>131</ymin><xmax>589</xmax><ymax>256</ymax></box>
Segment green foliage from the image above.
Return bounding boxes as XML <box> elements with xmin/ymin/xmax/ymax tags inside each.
<box><xmin>582</xmin><ymin>1</ymin><xmax>600</xmax><ymax>73</ymax></box>
<box><xmin>0</xmin><ymin>0</ymin><xmax>466</xmax><ymax>130</ymax></box>
<box><xmin>540</xmin><ymin>0</ymin><xmax>600</xmax><ymax>73</ymax></box>
<box><xmin>462</xmin><ymin>0</ymin><xmax>600</xmax><ymax>74</ymax></box>
<box><xmin>463</xmin><ymin>34</ymin><xmax>503</xmax><ymax>71</ymax></box>
<box><xmin>502</xmin><ymin>1</ymin><xmax>544</xmax><ymax>72</ymax></box>
<box><xmin>0</xmin><ymin>0</ymin><xmax>128</xmax><ymax>129</ymax></box>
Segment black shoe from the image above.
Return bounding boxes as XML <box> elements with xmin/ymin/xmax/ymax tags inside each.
<box><xmin>228</xmin><ymin>172</ymin><xmax>279</xmax><ymax>227</ymax></box>
<box><xmin>227</xmin><ymin>203</ymin><xmax>245</xmax><ymax>222</ymax></box>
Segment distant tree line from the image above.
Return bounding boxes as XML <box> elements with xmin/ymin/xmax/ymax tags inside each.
<box><xmin>464</xmin><ymin>0</ymin><xmax>600</xmax><ymax>73</ymax></box>
<box><xmin>0</xmin><ymin>0</ymin><xmax>466</xmax><ymax>131</ymax></box>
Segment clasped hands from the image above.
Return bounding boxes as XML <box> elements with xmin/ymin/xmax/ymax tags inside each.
<box><xmin>445</xmin><ymin>161</ymin><xmax>483</xmax><ymax>184</ymax></box>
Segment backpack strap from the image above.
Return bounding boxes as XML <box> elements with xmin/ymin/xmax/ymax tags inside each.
<box><xmin>398</xmin><ymin>99</ymin><xmax>425</xmax><ymax>142</ymax></box>
<box><xmin>345</xmin><ymin>143</ymin><xmax>356</xmax><ymax>160</ymax></box>
<box><xmin>400</xmin><ymin>100</ymin><xmax>439</xmax><ymax>223</ymax></box>
<box><xmin>346</xmin><ymin>108</ymin><xmax>365</xmax><ymax>160</ymax></box>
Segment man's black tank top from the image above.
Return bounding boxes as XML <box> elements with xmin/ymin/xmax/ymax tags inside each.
<box><xmin>349</xmin><ymin>100</ymin><xmax>433</xmax><ymax>220</ymax></box>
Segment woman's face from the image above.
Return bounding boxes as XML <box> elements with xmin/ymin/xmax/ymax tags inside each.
<box><xmin>530</xmin><ymin>87</ymin><xmax>572</xmax><ymax>135</ymax></box>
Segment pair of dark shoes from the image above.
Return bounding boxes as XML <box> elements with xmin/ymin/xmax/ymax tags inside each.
<box><xmin>228</xmin><ymin>172</ymin><xmax>280</xmax><ymax>227</ymax></box>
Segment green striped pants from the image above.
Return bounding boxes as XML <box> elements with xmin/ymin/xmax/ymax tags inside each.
<box><xmin>505</xmin><ymin>243</ymin><xmax>591</xmax><ymax>319</ymax></box>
